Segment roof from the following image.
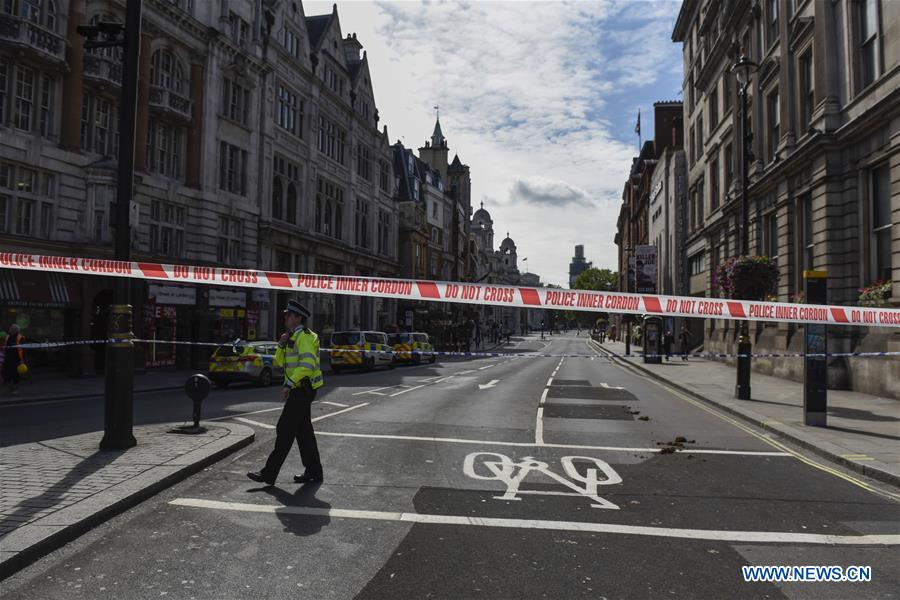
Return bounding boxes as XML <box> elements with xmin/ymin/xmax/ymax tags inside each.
<box><xmin>305</xmin><ymin>13</ymin><xmax>332</xmax><ymax>50</ymax></box>
<box><xmin>432</xmin><ymin>117</ymin><xmax>444</xmax><ymax>143</ymax></box>
<box><xmin>448</xmin><ymin>154</ymin><xmax>466</xmax><ymax>173</ymax></box>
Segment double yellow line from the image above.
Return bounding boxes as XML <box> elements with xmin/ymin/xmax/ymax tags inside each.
<box><xmin>586</xmin><ymin>340</ymin><xmax>900</xmax><ymax>504</ymax></box>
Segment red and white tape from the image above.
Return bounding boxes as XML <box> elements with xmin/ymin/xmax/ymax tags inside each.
<box><xmin>2</xmin><ymin>252</ymin><xmax>899</xmax><ymax>329</ymax></box>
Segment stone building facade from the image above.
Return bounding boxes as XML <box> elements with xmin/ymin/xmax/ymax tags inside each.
<box><xmin>673</xmin><ymin>0</ymin><xmax>899</xmax><ymax>397</ymax></box>
<box><xmin>0</xmin><ymin>0</ymin><xmax>398</xmax><ymax>373</ymax></box>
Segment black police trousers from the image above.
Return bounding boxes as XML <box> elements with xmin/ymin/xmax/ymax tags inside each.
<box><xmin>262</xmin><ymin>384</ymin><xmax>322</xmax><ymax>478</ymax></box>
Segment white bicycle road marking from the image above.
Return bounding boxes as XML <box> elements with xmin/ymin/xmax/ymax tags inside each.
<box><xmin>463</xmin><ymin>452</ymin><xmax>621</xmax><ymax>510</ymax></box>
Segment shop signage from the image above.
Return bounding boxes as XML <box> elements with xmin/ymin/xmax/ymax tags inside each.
<box><xmin>210</xmin><ymin>288</ymin><xmax>247</xmax><ymax>307</ymax></box>
<box><xmin>148</xmin><ymin>284</ymin><xmax>196</xmax><ymax>305</ymax></box>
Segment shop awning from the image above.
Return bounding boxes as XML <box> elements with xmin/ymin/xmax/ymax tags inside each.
<box><xmin>0</xmin><ymin>270</ymin><xmax>82</xmax><ymax>308</ymax></box>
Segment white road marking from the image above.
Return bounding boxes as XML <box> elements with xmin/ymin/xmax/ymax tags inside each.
<box><xmin>168</xmin><ymin>498</ymin><xmax>900</xmax><ymax>546</ymax></box>
<box><xmin>208</xmin><ymin>406</ymin><xmax>284</xmax><ymax>421</ymax></box>
<box><xmin>478</xmin><ymin>364</ymin><xmax>495</xmax><ymax>370</ymax></box>
<box><xmin>234</xmin><ymin>417</ymin><xmax>275</xmax><ymax>429</ymax></box>
<box><xmin>320</xmin><ymin>401</ymin><xmax>349</xmax><ymax>408</ymax></box>
<box><xmin>546</xmin><ymin>378</ymin><xmax>553</xmax><ymax>387</ymax></box>
<box><xmin>457</xmin><ymin>370</ymin><xmax>475</xmax><ymax>375</ymax></box>
<box><xmin>389</xmin><ymin>385</ymin><xmax>426</xmax><ymax>397</ymax></box>
<box><xmin>313</xmin><ymin>431</ymin><xmax>791</xmax><ymax>456</ymax></box>
<box><xmin>352</xmin><ymin>386</ymin><xmax>391</xmax><ymax>396</ymax></box>
<box><xmin>535</xmin><ymin>406</ymin><xmax>545</xmax><ymax>445</ymax></box>
<box><xmin>311</xmin><ymin>403</ymin><xmax>370</xmax><ymax>422</ymax></box>
<box><xmin>600</xmin><ymin>383</ymin><xmax>625</xmax><ymax>390</ymax></box>
<box><xmin>419</xmin><ymin>376</ymin><xmax>443</xmax><ymax>382</ymax></box>
<box><xmin>478</xmin><ymin>379</ymin><xmax>500</xmax><ymax>390</ymax></box>
<box><xmin>431</xmin><ymin>376</ymin><xmax>454</xmax><ymax>384</ymax></box>
<box><xmin>539</xmin><ymin>388</ymin><xmax>549</xmax><ymax>405</ymax></box>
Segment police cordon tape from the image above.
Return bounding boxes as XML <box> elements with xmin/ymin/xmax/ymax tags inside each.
<box><xmin>6</xmin><ymin>338</ymin><xmax>900</xmax><ymax>360</ymax></box>
<box><xmin>3</xmin><ymin>251</ymin><xmax>900</xmax><ymax>329</ymax></box>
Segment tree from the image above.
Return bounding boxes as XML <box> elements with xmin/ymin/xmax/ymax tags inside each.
<box><xmin>573</xmin><ymin>268</ymin><xmax>618</xmax><ymax>292</ymax></box>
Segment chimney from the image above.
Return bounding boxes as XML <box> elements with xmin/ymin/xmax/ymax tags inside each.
<box><xmin>342</xmin><ymin>32</ymin><xmax>362</xmax><ymax>63</ymax></box>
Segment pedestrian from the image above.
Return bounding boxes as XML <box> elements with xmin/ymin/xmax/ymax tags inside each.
<box><xmin>663</xmin><ymin>330</ymin><xmax>674</xmax><ymax>361</ymax></box>
<box><xmin>247</xmin><ymin>300</ymin><xmax>325</xmax><ymax>486</ymax></box>
<box><xmin>679</xmin><ymin>325</ymin><xmax>692</xmax><ymax>361</ymax></box>
<box><xmin>2</xmin><ymin>324</ymin><xmax>25</xmax><ymax>395</ymax></box>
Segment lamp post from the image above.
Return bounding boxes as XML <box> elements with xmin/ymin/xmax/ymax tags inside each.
<box><xmin>731</xmin><ymin>48</ymin><xmax>758</xmax><ymax>401</ymax></box>
<box><xmin>623</xmin><ymin>246</ymin><xmax>635</xmax><ymax>356</ymax></box>
<box><xmin>80</xmin><ymin>0</ymin><xmax>142</xmax><ymax>449</ymax></box>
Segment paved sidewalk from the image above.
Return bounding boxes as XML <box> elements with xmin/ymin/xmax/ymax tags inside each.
<box><xmin>0</xmin><ymin>422</ymin><xmax>254</xmax><ymax>579</ymax></box>
<box><xmin>590</xmin><ymin>339</ymin><xmax>900</xmax><ymax>487</ymax></box>
<box><xmin>0</xmin><ymin>369</ymin><xmax>196</xmax><ymax>405</ymax></box>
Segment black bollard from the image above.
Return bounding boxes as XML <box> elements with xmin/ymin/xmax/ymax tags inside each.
<box><xmin>170</xmin><ymin>374</ymin><xmax>210</xmax><ymax>434</ymax></box>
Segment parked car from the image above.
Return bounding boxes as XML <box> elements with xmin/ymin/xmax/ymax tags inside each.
<box><xmin>388</xmin><ymin>332</ymin><xmax>436</xmax><ymax>364</ymax></box>
<box><xmin>328</xmin><ymin>331</ymin><xmax>394</xmax><ymax>372</ymax></box>
<box><xmin>209</xmin><ymin>341</ymin><xmax>284</xmax><ymax>388</ymax></box>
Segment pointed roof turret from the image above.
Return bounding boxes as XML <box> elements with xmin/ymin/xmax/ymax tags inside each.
<box><xmin>431</xmin><ymin>116</ymin><xmax>444</xmax><ymax>147</ymax></box>
<box><xmin>448</xmin><ymin>153</ymin><xmax>466</xmax><ymax>172</ymax></box>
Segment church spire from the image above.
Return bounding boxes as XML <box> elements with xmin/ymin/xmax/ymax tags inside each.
<box><xmin>431</xmin><ymin>105</ymin><xmax>444</xmax><ymax>147</ymax></box>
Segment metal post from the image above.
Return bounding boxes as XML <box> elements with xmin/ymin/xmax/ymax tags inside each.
<box><xmin>803</xmin><ymin>271</ymin><xmax>828</xmax><ymax>426</ymax></box>
<box><xmin>735</xmin><ymin>82</ymin><xmax>752</xmax><ymax>400</ymax></box>
<box><xmin>100</xmin><ymin>0</ymin><xmax>141</xmax><ymax>450</ymax></box>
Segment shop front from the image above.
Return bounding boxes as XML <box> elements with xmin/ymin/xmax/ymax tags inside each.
<box><xmin>208</xmin><ymin>288</ymin><xmax>249</xmax><ymax>343</ymax></box>
<box><xmin>0</xmin><ymin>270</ymin><xmax>81</xmax><ymax>373</ymax></box>
<box><xmin>145</xmin><ymin>283</ymin><xmax>196</xmax><ymax>369</ymax></box>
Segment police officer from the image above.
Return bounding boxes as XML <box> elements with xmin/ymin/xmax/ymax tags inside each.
<box><xmin>247</xmin><ymin>300</ymin><xmax>325</xmax><ymax>486</ymax></box>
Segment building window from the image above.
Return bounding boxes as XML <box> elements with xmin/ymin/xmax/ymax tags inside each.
<box><xmin>282</xmin><ymin>28</ymin><xmax>302</xmax><ymax>59</ymax></box>
<box><xmin>148</xmin><ymin>119</ymin><xmax>184</xmax><ymax>178</ymax></box>
<box><xmin>689</xmin><ymin>252</ymin><xmax>705</xmax><ymax>276</ymax></box>
<box><xmin>276</xmin><ymin>83</ymin><xmax>302</xmax><ymax>137</ymax></box>
<box><xmin>219</xmin><ymin>141</ymin><xmax>247</xmax><ymax>194</ymax></box>
<box><xmin>710</xmin><ymin>158</ymin><xmax>719</xmax><ymax>211</ymax></box>
<box><xmin>689</xmin><ymin>126</ymin><xmax>696</xmax><ymax>164</ymax></box>
<box><xmin>697</xmin><ymin>179</ymin><xmax>705</xmax><ymax>225</ymax></box>
<box><xmin>871</xmin><ymin>163</ymin><xmax>892</xmax><ymax>282</ymax></box>
<box><xmin>15</xmin><ymin>198</ymin><xmax>33</xmax><ymax>235</ymax></box>
<box><xmin>323</xmin><ymin>63</ymin><xmax>342</xmax><ymax>95</ymax></box>
<box><xmin>89</xmin><ymin>183</ymin><xmax>114</xmax><ymax>241</ymax></box>
<box><xmin>14</xmin><ymin>65</ymin><xmax>34</xmax><ymax>131</ymax></box>
<box><xmin>766</xmin><ymin>0</ymin><xmax>779</xmax><ymax>48</ymax></box>
<box><xmin>229</xmin><ymin>12</ymin><xmax>249</xmax><ymax>48</ymax></box>
<box><xmin>217</xmin><ymin>217</ymin><xmax>242</xmax><ymax>265</ymax></box>
<box><xmin>801</xmin><ymin>195</ymin><xmax>814</xmax><ymax>272</ymax></box>
<box><xmin>765</xmin><ymin>212</ymin><xmax>778</xmax><ymax>261</ymax></box>
<box><xmin>149</xmin><ymin>200</ymin><xmax>185</xmax><ymax>257</ymax></box>
<box><xmin>724</xmin><ymin>144</ymin><xmax>733</xmax><ymax>192</ymax></box>
<box><xmin>0</xmin><ymin>57</ymin><xmax>8</xmax><ymax>126</ymax></box>
<box><xmin>799</xmin><ymin>51</ymin><xmax>814</xmax><ymax>128</ymax></box>
<box><xmin>316</xmin><ymin>177</ymin><xmax>343</xmax><ymax>239</ymax></box>
<box><xmin>356</xmin><ymin>144</ymin><xmax>371</xmax><ymax>181</ymax></box>
<box><xmin>222</xmin><ymin>78</ymin><xmax>250</xmax><ymax>126</ymax></box>
<box><xmin>0</xmin><ymin>162</ymin><xmax>54</xmax><ymax>238</ymax></box>
<box><xmin>150</xmin><ymin>49</ymin><xmax>186</xmax><ymax>95</ymax></box>
<box><xmin>39</xmin><ymin>73</ymin><xmax>51</xmax><ymax>135</ymax></box>
<box><xmin>723</xmin><ymin>69</ymin><xmax>732</xmax><ymax>112</ymax></box>
<box><xmin>317</xmin><ymin>115</ymin><xmax>346</xmax><ymax>164</ymax></box>
<box><xmin>355</xmin><ymin>197</ymin><xmax>369</xmax><ymax>248</ymax></box>
<box><xmin>697</xmin><ymin>115</ymin><xmax>703</xmax><ymax>153</ymax></box>
<box><xmin>379</xmin><ymin>159</ymin><xmax>390</xmax><ymax>193</ymax></box>
<box><xmin>80</xmin><ymin>93</ymin><xmax>119</xmax><ymax>156</ymax></box>
<box><xmin>414</xmin><ymin>243</ymin><xmax>422</xmax><ymax>272</ymax></box>
<box><xmin>709</xmin><ymin>85</ymin><xmax>718</xmax><ymax>131</ymax></box>
<box><xmin>273</xmin><ymin>155</ymin><xmax>299</xmax><ymax>223</ymax></box>
<box><xmin>272</xmin><ymin>176</ymin><xmax>283</xmax><ymax>221</ymax></box>
<box><xmin>767</xmin><ymin>90</ymin><xmax>780</xmax><ymax>162</ymax></box>
<box><xmin>856</xmin><ymin>0</ymin><xmax>880</xmax><ymax>90</ymax></box>
<box><xmin>40</xmin><ymin>200</ymin><xmax>52</xmax><ymax>237</ymax></box>
<box><xmin>378</xmin><ymin>210</ymin><xmax>390</xmax><ymax>255</ymax></box>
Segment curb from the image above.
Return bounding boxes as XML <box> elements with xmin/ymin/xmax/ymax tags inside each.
<box><xmin>588</xmin><ymin>340</ymin><xmax>900</xmax><ymax>489</ymax></box>
<box><xmin>0</xmin><ymin>422</ymin><xmax>255</xmax><ymax>580</ymax></box>
<box><xmin>0</xmin><ymin>384</ymin><xmax>185</xmax><ymax>407</ymax></box>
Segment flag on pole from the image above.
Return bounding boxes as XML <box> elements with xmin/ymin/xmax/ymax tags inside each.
<box><xmin>634</xmin><ymin>110</ymin><xmax>641</xmax><ymax>135</ymax></box>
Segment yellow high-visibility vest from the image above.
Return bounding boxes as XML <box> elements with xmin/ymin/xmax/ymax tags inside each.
<box><xmin>275</xmin><ymin>327</ymin><xmax>324</xmax><ymax>390</ymax></box>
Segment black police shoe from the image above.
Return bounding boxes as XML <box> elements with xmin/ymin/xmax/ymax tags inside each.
<box><xmin>293</xmin><ymin>472</ymin><xmax>324</xmax><ymax>484</ymax></box>
<box><xmin>246</xmin><ymin>471</ymin><xmax>276</xmax><ymax>486</ymax></box>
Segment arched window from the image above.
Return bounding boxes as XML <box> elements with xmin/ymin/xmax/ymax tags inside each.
<box><xmin>272</xmin><ymin>177</ymin><xmax>283</xmax><ymax>221</ymax></box>
<box><xmin>324</xmin><ymin>201</ymin><xmax>332</xmax><ymax>236</ymax></box>
<box><xmin>286</xmin><ymin>183</ymin><xmax>297</xmax><ymax>224</ymax></box>
<box><xmin>150</xmin><ymin>49</ymin><xmax>186</xmax><ymax>94</ymax></box>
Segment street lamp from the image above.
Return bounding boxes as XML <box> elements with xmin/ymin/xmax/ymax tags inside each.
<box><xmin>80</xmin><ymin>0</ymin><xmax>143</xmax><ymax>449</ymax></box>
<box><xmin>731</xmin><ymin>47</ymin><xmax>758</xmax><ymax>400</ymax></box>
<box><xmin>623</xmin><ymin>246</ymin><xmax>635</xmax><ymax>356</ymax></box>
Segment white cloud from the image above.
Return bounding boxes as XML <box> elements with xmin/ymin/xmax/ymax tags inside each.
<box><xmin>306</xmin><ymin>0</ymin><xmax>681</xmax><ymax>286</ymax></box>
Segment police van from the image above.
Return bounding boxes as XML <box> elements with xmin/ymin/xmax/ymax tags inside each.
<box><xmin>388</xmin><ymin>332</ymin><xmax>436</xmax><ymax>364</ymax></box>
<box><xmin>208</xmin><ymin>341</ymin><xmax>284</xmax><ymax>388</ymax></box>
<box><xmin>328</xmin><ymin>331</ymin><xmax>394</xmax><ymax>373</ymax></box>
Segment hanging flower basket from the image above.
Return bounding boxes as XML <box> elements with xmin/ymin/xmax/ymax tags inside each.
<box><xmin>858</xmin><ymin>280</ymin><xmax>892</xmax><ymax>307</ymax></box>
<box><xmin>716</xmin><ymin>255</ymin><xmax>780</xmax><ymax>301</ymax></box>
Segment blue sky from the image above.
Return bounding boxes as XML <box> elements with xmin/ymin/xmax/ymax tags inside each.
<box><xmin>306</xmin><ymin>0</ymin><xmax>684</xmax><ymax>286</ymax></box>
